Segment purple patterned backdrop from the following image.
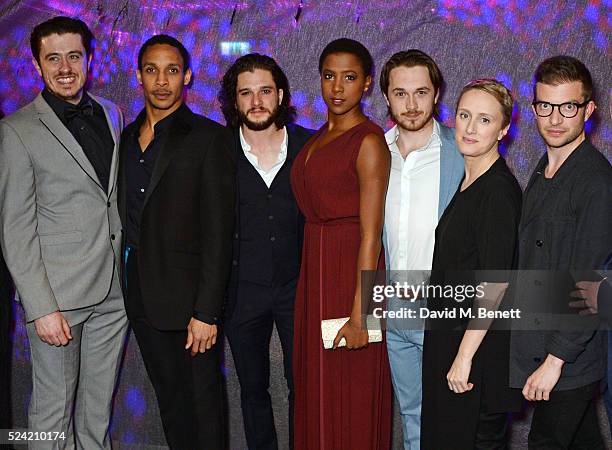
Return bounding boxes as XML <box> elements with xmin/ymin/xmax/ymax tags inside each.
<box><xmin>2</xmin><ymin>1</ymin><xmax>611</xmax><ymax>448</ymax></box>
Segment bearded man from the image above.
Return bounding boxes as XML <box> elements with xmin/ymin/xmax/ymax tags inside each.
<box><xmin>219</xmin><ymin>53</ymin><xmax>312</xmax><ymax>450</ymax></box>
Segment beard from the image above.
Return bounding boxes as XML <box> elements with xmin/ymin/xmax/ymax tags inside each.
<box><xmin>391</xmin><ymin>108</ymin><xmax>434</xmax><ymax>132</ymax></box>
<box><xmin>238</xmin><ymin>104</ymin><xmax>281</xmax><ymax>131</ymax></box>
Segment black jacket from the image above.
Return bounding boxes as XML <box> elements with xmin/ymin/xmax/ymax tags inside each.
<box><xmin>225</xmin><ymin>123</ymin><xmax>312</xmax><ymax>319</ymax></box>
<box><xmin>118</xmin><ymin>105</ymin><xmax>235</xmax><ymax>330</ymax></box>
<box><xmin>510</xmin><ymin>140</ymin><xmax>612</xmax><ymax>390</ymax></box>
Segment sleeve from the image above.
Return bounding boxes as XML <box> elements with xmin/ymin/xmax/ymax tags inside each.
<box><xmin>193</xmin><ymin>127</ymin><xmax>236</xmax><ymax>321</ymax></box>
<box><xmin>599</xmin><ymin>277</ymin><xmax>612</xmax><ymax>327</ymax></box>
<box><xmin>546</xmin><ymin>168</ymin><xmax>612</xmax><ymax>362</ymax></box>
<box><xmin>0</xmin><ymin>122</ymin><xmax>59</xmax><ymax>321</ymax></box>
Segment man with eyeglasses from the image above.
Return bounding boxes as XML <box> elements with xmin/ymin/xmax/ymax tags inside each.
<box><xmin>509</xmin><ymin>55</ymin><xmax>611</xmax><ymax>448</ymax></box>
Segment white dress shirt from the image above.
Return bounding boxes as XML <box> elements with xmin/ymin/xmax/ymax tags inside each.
<box><xmin>384</xmin><ymin>120</ymin><xmax>441</xmax><ymax>276</ymax></box>
<box><xmin>239</xmin><ymin>126</ymin><xmax>288</xmax><ymax>188</ymax></box>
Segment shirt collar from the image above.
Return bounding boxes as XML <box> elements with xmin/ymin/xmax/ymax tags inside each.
<box><xmin>133</xmin><ymin>103</ymin><xmax>186</xmax><ymax>138</ymax></box>
<box><xmin>385</xmin><ymin>119</ymin><xmax>441</xmax><ymax>153</ymax></box>
<box><xmin>239</xmin><ymin>125</ymin><xmax>288</xmax><ymax>159</ymax></box>
<box><xmin>42</xmin><ymin>88</ymin><xmax>93</xmax><ymax>122</ymax></box>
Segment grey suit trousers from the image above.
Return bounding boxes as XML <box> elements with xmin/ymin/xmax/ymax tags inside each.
<box><xmin>25</xmin><ymin>267</ymin><xmax>127</xmax><ymax>450</ymax></box>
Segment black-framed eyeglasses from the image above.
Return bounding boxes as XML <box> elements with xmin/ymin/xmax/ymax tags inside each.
<box><xmin>532</xmin><ymin>99</ymin><xmax>591</xmax><ymax>118</ymax></box>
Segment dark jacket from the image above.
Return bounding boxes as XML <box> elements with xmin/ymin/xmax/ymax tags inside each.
<box><xmin>225</xmin><ymin>123</ymin><xmax>312</xmax><ymax>320</ymax></box>
<box><xmin>118</xmin><ymin>105</ymin><xmax>235</xmax><ymax>330</ymax></box>
<box><xmin>510</xmin><ymin>140</ymin><xmax>612</xmax><ymax>390</ymax></box>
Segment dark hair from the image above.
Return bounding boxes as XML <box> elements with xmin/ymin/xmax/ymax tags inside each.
<box><xmin>318</xmin><ymin>38</ymin><xmax>373</xmax><ymax>77</ymax></box>
<box><xmin>218</xmin><ymin>53</ymin><xmax>296</xmax><ymax>128</ymax></box>
<box><xmin>138</xmin><ymin>34</ymin><xmax>191</xmax><ymax>71</ymax></box>
<box><xmin>379</xmin><ymin>50</ymin><xmax>443</xmax><ymax>97</ymax></box>
<box><xmin>30</xmin><ymin>16</ymin><xmax>93</xmax><ymax>64</ymax></box>
<box><xmin>533</xmin><ymin>55</ymin><xmax>593</xmax><ymax>101</ymax></box>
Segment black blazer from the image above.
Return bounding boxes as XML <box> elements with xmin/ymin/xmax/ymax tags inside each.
<box><xmin>225</xmin><ymin>123</ymin><xmax>313</xmax><ymax>319</ymax></box>
<box><xmin>118</xmin><ymin>105</ymin><xmax>235</xmax><ymax>330</ymax></box>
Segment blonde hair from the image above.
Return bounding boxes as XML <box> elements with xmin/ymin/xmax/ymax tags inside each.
<box><xmin>457</xmin><ymin>79</ymin><xmax>514</xmax><ymax>128</ymax></box>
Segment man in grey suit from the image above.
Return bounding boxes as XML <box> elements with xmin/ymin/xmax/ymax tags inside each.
<box><xmin>379</xmin><ymin>50</ymin><xmax>463</xmax><ymax>450</ymax></box>
<box><xmin>0</xmin><ymin>17</ymin><xmax>127</xmax><ymax>449</ymax></box>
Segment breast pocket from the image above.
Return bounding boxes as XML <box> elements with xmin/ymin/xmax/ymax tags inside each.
<box><xmin>37</xmin><ymin>204</ymin><xmax>81</xmax><ymax>241</ymax></box>
<box><xmin>39</xmin><ymin>230</ymin><xmax>83</xmax><ymax>246</ymax></box>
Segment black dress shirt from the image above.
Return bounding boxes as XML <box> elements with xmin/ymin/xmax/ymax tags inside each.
<box><xmin>125</xmin><ymin>108</ymin><xmax>177</xmax><ymax>248</ymax></box>
<box><xmin>42</xmin><ymin>89</ymin><xmax>114</xmax><ymax>192</ymax></box>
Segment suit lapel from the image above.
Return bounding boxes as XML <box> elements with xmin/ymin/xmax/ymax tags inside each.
<box><xmin>34</xmin><ymin>94</ymin><xmax>103</xmax><ymax>191</ymax></box>
<box><xmin>269</xmin><ymin>126</ymin><xmax>292</xmax><ymax>190</ymax></box>
<box><xmin>520</xmin><ymin>154</ymin><xmax>549</xmax><ymax>231</ymax></box>
<box><xmin>438</xmin><ymin>128</ymin><xmax>461</xmax><ymax>219</ymax></box>
<box><xmin>143</xmin><ymin>106</ymin><xmax>192</xmax><ymax>208</ymax></box>
<box><xmin>90</xmin><ymin>94</ymin><xmax>120</xmax><ymax>196</ymax></box>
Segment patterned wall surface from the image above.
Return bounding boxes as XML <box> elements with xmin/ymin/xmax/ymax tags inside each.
<box><xmin>2</xmin><ymin>0</ymin><xmax>611</xmax><ymax>448</ymax></box>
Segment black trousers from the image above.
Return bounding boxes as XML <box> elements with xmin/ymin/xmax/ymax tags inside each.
<box><xmin>528</xmin><ymin>381</ymin><xmax>604</xmax><ymax>449</ymax></box>
<box><xmin>475</xmin><ymin>412</ymin><xmax>509</xmax><ymax>450</ymax></box>
<box><xmin>226</xmin><ymin>278</ymin><xmax>296</xmax><ymax>450</ymax></box>
<box><xmin>126</xmin><ymin>250</ymin><xmax>225</xmax><ymax>450</ymax></box>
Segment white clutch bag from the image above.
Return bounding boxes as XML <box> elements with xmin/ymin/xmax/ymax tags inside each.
<box><xmin>321</xmin><ymin>315</ymin><xmax>383</xmax><ymax>349</ymax></box>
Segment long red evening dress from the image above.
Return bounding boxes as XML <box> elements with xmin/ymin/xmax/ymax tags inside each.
<box><xmin>290</xmin><ymin>119</ymin><xmax>392</xmax><ymax>450</ymax></box>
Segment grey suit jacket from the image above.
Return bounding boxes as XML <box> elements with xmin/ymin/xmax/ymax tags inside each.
<box><xmin>0</xmin><ymin>93</ymin><xmax>123</xmax><ymax>321</ymax></box>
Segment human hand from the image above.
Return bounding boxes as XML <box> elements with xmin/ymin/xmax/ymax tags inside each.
<box><xmin>333</xmin><ymin>316</ymin><xmax>369</xmax><ymax>350</ymax></box>
<box><xmin>34</xmin><ymin>311</ymin><xmax>72</xmax><ymax>346</ymax></box>
<box><xmin>185</xmin><ymin>318</ymin><xmax>217</xmax><ymax>356</ymax></box>
<box><xmin>569</xmin><ymin>280</ymin><xmax>601</xmax><ymax>315</ymax></box>
<box><xmin>447</xmin><ymin>354</ymin><xmax>474</xmax><ymax>394</ymax></box>
<box><xmin>522</xmin><ymin>354</ymin><xmax>564</xmax><ymax>401</ymax></box>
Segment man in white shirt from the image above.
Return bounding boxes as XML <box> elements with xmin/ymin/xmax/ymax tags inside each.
<box><xmin>219</xmin><ymin>53</ymin><xmax>312</xmax><ymax>450</ymax></box>
<box><xmin>380</xmin><ymin>50</ymin><xmax>463</xmax><ymax>449</ymax></box>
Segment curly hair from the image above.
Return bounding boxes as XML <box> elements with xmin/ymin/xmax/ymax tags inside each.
<box><xmin>219</xmin><ymin>53</ymin><xmax>296</xmax><ymax>128</ymax></box>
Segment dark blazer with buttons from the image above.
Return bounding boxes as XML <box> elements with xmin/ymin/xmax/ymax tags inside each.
<box><xmin>118</xmin><ymin>105</ymin><xmax>235</xmax><ymax>331</ymax></box>
<box><xmin>509</xmin><ymin>140</ymin><xmax>612</xmax><ymax>390</ymax></box>
<box><xmin>225</xmin><ymin>123</ymin><xmax>313</xmax><ymax>320</ymax></box>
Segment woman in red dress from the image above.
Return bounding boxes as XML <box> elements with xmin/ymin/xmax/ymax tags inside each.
<box><xmin>290</xmin><ymin>38</ymin><xmax>392</xmax><ymax>450</ymax></box>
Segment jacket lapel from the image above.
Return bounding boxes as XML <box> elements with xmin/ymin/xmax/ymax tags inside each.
<box><xmin>269</xmin><ymin>126</ymin><xmax>293</xmax><ymax>190</ymax></box>
<box><xmin>520</xmin><ymin>152</ymin><xmax>554</xmax><ymax>231</ymax></box>
<box><xmin>438</xmin><ymin>125</ymin><xmax>462</xmax><ymax>219</ymax></box>
<box><xmin>90</xmin><ymin>94</ymin><xmax>120</xmax><ymax>196</ymax></box>
<box><xmin>143</xmin><ymin>106</ymin><xmax>192</xmax><ymax>208</ymax></box>
<box><xmin>34</xmin><ymin>93</ymin><xmax>103</xmax><ymax>191</ymax></box>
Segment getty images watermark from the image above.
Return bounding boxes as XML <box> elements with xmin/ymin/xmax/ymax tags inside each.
<box><xmin>371</xmin><ymin>281</ymin><xmax>521</xmax><ymax>320</ymax></box>
<box><xmin>358</xmin><ymin>270</ymin><xmax>607</xmax><ymax>331</ymax></box>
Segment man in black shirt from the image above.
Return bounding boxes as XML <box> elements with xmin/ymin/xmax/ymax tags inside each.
<box><xmin>510</xmin><ymin>56</ymin><xmax>612</xmax><ymax>448</ymax></box>
<box><xmin>118</xmin><ymin>35</ymin><xmax>234</xmax><ymax>449</ymax></box>
<box><xmin>0</xmin><ymin>17</ymin><xmax>127</xmax><ymax>448</ymax></box>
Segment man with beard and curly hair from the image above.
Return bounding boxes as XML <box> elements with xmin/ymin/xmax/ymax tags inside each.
<box><xmin>219</xmin><ymin>53</ymin><xmax>312</xmax><ymax>450</ymax></box>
